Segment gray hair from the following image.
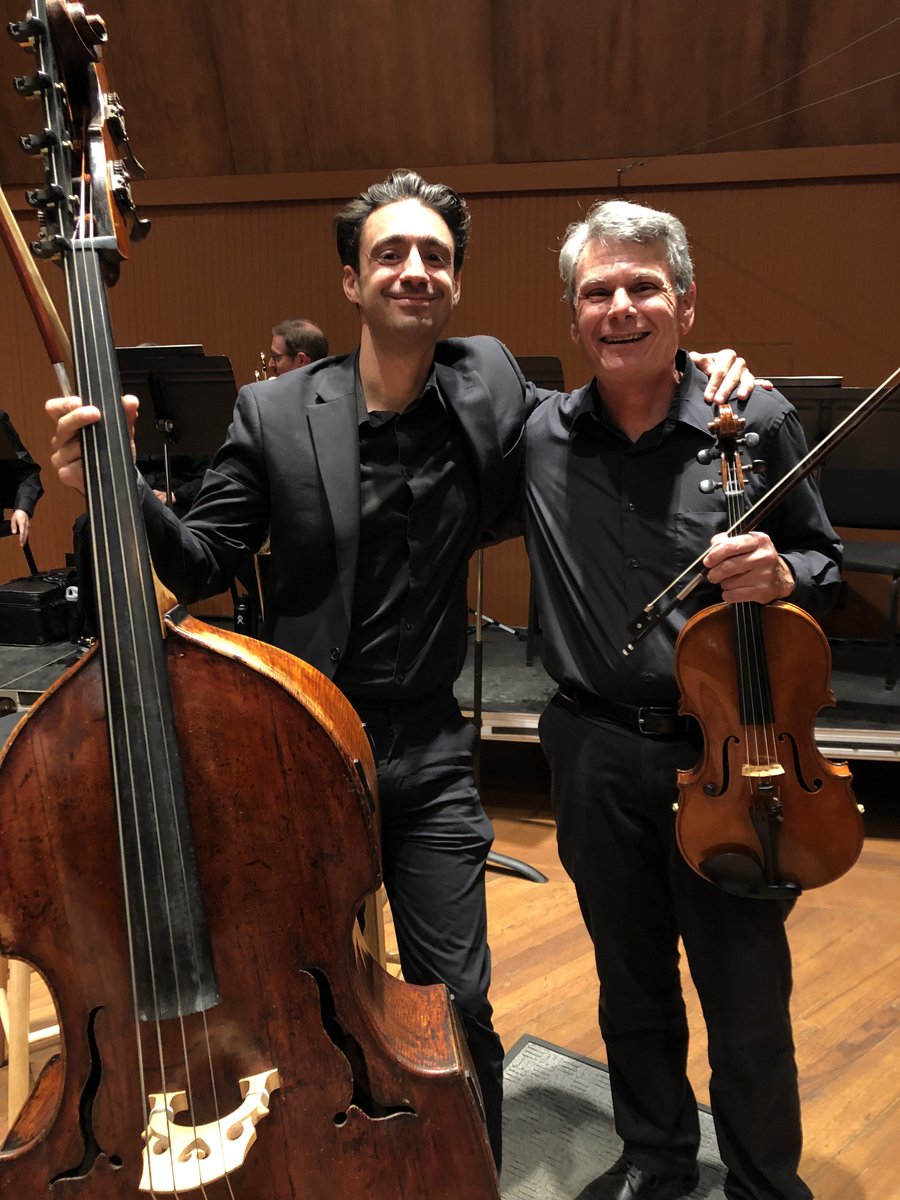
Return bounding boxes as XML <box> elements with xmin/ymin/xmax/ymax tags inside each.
<box><xmin>559</xmin><ymin>199</ymin><xmax>693</xmax><ymax>306</ymax></box>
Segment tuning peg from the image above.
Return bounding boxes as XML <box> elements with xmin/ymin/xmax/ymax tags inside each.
<box><xmin>25</xmin><ymin>182</ymin><xmax>66</xmax><ymax>208</ymax></box>
<box><xmin>20</xmin><ymin>129</ymin><xmax>59</xmax><ymax>154</ymax></box>
<box><xmin>750</xmin><ymin>459</ymin><xmax>767</xmax><ymax>475</ymax></box>
<box><xmin>741</xmin><ymin>432</ymin><xmax>760</xmax><ymax>449</ymax></box>
<box><xmin>699</xmin><ymin>479</ymin><xmax>722</xmax><ymax>494</ymax></box>
<box><xmin>30</xmin><ymin>234</ymin><xmax>68</xmax><ymax>260</ymax></box>
<box><xmin>7</xmin><ymin>16</ymin><xmax>45</xmax><ymax>44</ymax></box>
<box><xmin>696</xmin><ymin>447</ymin><xmax>719</xmax><ymax>465</ymax></box>
<box><xmin>14</xmin><ymin>70</ymin><xmax>51</xmax><ymax>96</ymax></box>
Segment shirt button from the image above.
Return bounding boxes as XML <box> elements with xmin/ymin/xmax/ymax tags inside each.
<box><xmin>404</xmin><ymin>621</ymin><xmax>413</xmax><ymax>631</ymax></box>
<box><xmin>630</xmin><ymin>558</ymin><xmax>640</xmax><ymax>568</ymax></box>
<box><xmin>627</xmin><ymin>502</ymin><xmax>636</xmax><ymax>512</ymax></box>
<box><xmin>397</xmin><ymin>672</ymin><xmax>406</xmax><ymax>683</ymax></box>
<box><xmin>329</xmin><ymin>647</ymin><xmax>341</xmax><ymax>663</ymax></box>
<box><xmin>642</xmin><ymin>672</ymin><xmax>653</xmax><ymax>683</ymax></box>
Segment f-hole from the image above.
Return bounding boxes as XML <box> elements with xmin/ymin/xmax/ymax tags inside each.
<box><xmin>307</xmin><ymin>968</ymin><xmax>415</xmax><ymax>1124</ymax></box>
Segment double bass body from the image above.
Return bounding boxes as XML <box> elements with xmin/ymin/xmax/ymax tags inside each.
<box><xmin>0</xmin><ymin>614</ymin><xmax>498</xmax><ymax>1196</ymax></box>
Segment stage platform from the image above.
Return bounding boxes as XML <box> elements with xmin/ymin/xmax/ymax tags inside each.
<box><xmin>0</xmin><ymin>623</ymin><xmax>897</xmax><ymax>761</ymax></box>
<box><xmin>454</xmin><ymin>626</ymin><xmax>900</xmax><ymax>762</ymax></box>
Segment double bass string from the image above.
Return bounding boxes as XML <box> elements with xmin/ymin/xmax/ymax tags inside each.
<box><xmin>66</xmin><ymin>159</ymin><xmax>235</xmax><ymax>1197</ymax></box>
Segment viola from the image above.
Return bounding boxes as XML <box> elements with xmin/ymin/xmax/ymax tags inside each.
<box><xmin>0</xmin><ymin>4</ymin><xmax>499</xmax><ymax>1194</ymax></box>
<box><xmin>672</xmin><ymin>404</ymin><xmax>864</xmax><ymax>899</ymax></box>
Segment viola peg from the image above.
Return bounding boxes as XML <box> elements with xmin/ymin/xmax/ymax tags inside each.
<box><xmin>14</xmin><ymin>70</ymin><xmax>51</xmax><ymax>96</ymax></box>
<box><xmin>19</xmin><ymin>128</ymin><xmax>59</xmax><ymax>154</ymax></box>
<box><xmin>750</xmin><ymin>459</ymin><xmax>767</xmax><ymax>474</ymax></box>
<box><xmin>742</xmin><ymin>431</ymin><xmax>760</xmax><ymax>449</ymax></box>
<box><xmin>696</xmin><ymin>447</ymin><xmax>718</xmax><ymax>465</ymax></box>
<box><xmin>699</xmin><ymin>479</ymin><xmax>721</xmax><ymax>494</ymax></box>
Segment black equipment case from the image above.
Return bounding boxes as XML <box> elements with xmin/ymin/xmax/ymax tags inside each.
<box><xmin>0</xmin><ymin>572</ymin><xmax>70</xmax><ymax>645</ymax></box>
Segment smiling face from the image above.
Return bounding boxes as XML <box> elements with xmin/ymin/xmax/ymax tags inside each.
<box><xmin>570</xmin><ymin>238</ymin><xmax>696</xmax><ymax>392</ymax></box>
<box><xmin>342</xmin><ymin>198</ymin><xmax>461</xmax><ymax>348</ymax></box>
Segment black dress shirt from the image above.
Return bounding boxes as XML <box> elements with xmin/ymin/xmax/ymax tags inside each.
<box><xmin>335</xmin><ymin>371</ymin><xmax>478</xmax><ymax>700</ymax></box>
<box><xmin>525</xmin><ymin>354</ymin><xmax>842</xmax><ymax>707</ymax></box>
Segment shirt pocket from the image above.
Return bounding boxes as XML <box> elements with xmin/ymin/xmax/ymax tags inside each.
<box><xmin>673</xmin><ymin>510</ymin><xmax>728</xmax><ymax>577</ymax></box>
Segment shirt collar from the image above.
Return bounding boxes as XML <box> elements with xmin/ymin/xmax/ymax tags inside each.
<box><xmin>570</xmin><ymin>350</ymin><xmax>716</xmax><ymax>445</ymax></box>
<box><xmin>354</xmin><ymin>360</ymin><xmax>443</xmax><ymax>427</ymax></box>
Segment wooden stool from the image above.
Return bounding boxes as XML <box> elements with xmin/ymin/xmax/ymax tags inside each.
<box><xmin>0</xmin><ymin>959</ymin><xmax>59</xmax><ymax>1129</ymax></box>
<box><xmin>0</xmin><ymin>959</ymin><xmax>33</xmax><ymax>1126</ymax></box>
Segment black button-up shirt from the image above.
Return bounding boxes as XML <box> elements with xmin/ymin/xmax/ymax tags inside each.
<box><xmin>335</xmin><ymin>370</ymin><xmax>478</xmax><ymax>701</ymax></box>
<box><xmin>524</xmin><ymin>354</ymin><xmax>842</xmax><ymax>707</ymax></box>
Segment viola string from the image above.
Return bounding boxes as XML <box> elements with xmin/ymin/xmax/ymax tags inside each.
<box><xmin>723</xmin><ymin>458</ymin><xmax>760</xmax><ymax>777</ymax></box>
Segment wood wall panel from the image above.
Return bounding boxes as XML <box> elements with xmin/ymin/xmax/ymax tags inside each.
<box><xmin>2</xmin><ymin>3</ymin><xmax>898</xmax><ymax>188</ymax></box>
<box><xmin>491</xmin><ymin>0</ymin><xmax>900</xmax><ymax>164</ymax></box>
<box><xmin>1</xmin><ymin>170</ymin><xmax>897</xmax><ymax>628</ymax></box>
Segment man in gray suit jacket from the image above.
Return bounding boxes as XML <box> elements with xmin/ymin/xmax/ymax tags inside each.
<box><xmin>47</xmin><ymin>169</ymin><xmax>755</xmax><ymax>1172</ymax></box>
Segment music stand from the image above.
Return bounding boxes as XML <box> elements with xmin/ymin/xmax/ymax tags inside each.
<box><xmin>118</xmin><ymin>345</ymin><xmax>237</xmax><ymax>489</ymax></box>
<box><xmin>117</xmin><ymin>345</ymin><xmax>256</xmax><ymax>627</ymax></box>
<box><xmin>0</xmin><ymin>422</ymin><xmax>39</xmax><ymax>576</ymax></box>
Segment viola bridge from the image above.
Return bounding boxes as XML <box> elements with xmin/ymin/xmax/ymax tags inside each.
<box><xmin>741</xmin><ymin>762</ymin><xmax>785</xmax><ymax>778</ymax></box>
<box><xmin>140</xmin><ymin>1067</ymin><xmax>280</xmax><ymax>1194</ymax></box>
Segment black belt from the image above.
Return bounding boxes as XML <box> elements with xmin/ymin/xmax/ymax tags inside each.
<box><xmin>556</xmin><ymin>686</ymin><xmax>693</xmax><ymax>737</ymax></box>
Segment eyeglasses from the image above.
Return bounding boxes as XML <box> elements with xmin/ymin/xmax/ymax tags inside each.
<box><xmin>268</xmin><ymin>351</ymin><xmax>291</xmax><ymax>363</ymax></box>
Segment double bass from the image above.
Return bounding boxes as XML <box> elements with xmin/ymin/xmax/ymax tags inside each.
<box><xmin>0</xmin><ymin>3</ymin><xmax>499</xmax><ymax>1195</ymax></box>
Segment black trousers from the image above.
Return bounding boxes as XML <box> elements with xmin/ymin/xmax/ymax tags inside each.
<box><xmin>351</xmin><ymin>688</ymin><xmax>504</xmax><ymax>1170</ymax></box>
<box><xmin>540</xmin><ymin>694</ymin><xmax>812</xmax><ymax>1200</ymax></box>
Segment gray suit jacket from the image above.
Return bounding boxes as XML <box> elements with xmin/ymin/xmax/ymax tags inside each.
<box><xmin>143</xmin><ymin>335</ymin><xmax>535</xmax><ymax>676</ymax></box>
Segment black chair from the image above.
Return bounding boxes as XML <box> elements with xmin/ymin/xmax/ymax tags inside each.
<box><xmin>0</xmin><ymin>519</ymin><xmax>37</xmax><ymax>576</ymax></box>
<box><xmin>816</xmin><ymin>400</ymin><xmax>900</xmax><ymax>691</ymax></box>
<box><xmin>819</xmin><ymin>465</ymin><xmax>900</xmax><ymax>690</ymax></box>
<box><xmin>771</xmin><ymin>379</ymin><xmax>900</xmax><ymax>692</ymax></box>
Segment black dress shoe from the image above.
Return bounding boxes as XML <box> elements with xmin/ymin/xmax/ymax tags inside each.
<box><xmin>575</xmin><ymin>1154</ymin><xmax>701</xmax><ymax>1200</ymax></box>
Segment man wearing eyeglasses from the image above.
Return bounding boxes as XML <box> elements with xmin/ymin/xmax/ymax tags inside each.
<box><xmin>268</xmin><ymin>317</ymin><xmax>329</xmax><ymax>376</ymax></box>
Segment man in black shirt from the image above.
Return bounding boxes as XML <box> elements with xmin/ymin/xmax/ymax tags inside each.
<box><xmin>526</xmin><ymin>200</ymin><xmax>840</xmax><ymax>1200</ymax></box>
<box><xmin>47</xmin><ymin>172</ymin><xmax>757</xmax><ymax>1173</ymax></box>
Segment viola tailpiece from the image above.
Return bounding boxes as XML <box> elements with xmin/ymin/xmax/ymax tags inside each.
<box><xmin>672</xmin><ymin>404</ymin><xmax>864</xmax><ymax>900</ymax></box>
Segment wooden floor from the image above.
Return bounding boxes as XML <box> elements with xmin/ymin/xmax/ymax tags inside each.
<box><xmin>477</xmin><ymin>751</ymin><xmax>900</xmax><ymax>1200</ymax></box>
<box><xmin>2</xmin><ymin>751</ymin><xmax>898</xmax><ymax>1199</ymax></box>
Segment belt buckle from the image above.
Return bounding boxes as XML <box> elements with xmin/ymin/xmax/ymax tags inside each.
<box><xmin>637</xmin><ymin>707</ymin><xmax>665</xmax><ymax>736</ymax></box>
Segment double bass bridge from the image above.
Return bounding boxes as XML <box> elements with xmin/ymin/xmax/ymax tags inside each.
<box><xmin>139</xmin><ymin>1067</ymin><xmax>280</xmax><ymax>1193</ymax></box>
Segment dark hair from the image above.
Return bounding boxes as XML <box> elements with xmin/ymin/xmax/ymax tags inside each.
<box><xmin>271</xmin><ymin>318</ymin><xmax>329</xmax><ymax>361</ymax></box>
<box><xmin>334</xmin><ymin>169</ymin><xmax>471</xmax><ymax>274</ymax></box>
